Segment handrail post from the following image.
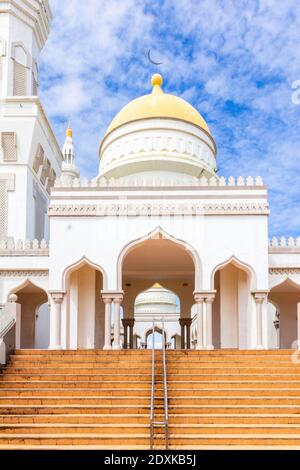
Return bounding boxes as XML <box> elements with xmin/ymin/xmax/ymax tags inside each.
<box><xmin>150</xmin><ymin>321</ymin><xmax>155</xmax><ymax>450</ymax></box>
<box><xmin>162</xmin><ymin>319</ymin><xmax>169</xmax><ymax>450</ymax></box>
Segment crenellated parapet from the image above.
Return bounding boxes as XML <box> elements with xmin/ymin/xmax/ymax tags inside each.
<box><xmin>53</xmin><ymin>175</ymin><xmax>265</xmax><ymax>189</ymax></box>
<box><xmin>0</xmin><ymin>239</ymin><xmax>48</xmax><ymax>256</ymax></box>
<box><xmin>269</xmin><ymin>237</ymin><xmax>300</xmax><ymax>248</ymax></box>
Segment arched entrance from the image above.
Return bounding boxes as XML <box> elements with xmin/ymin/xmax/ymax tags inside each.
<box><xmin>119</xmin><ymin>231</ymin><xmax>197</xmax><ymax>349</ymax></box>
<box><xmin>133</xmin><ymin>284</ymin><xmax>180</xmax><ymax>349</ymax></box>
<box><xmin>212</xmin><ymin>260</ymin><xmax>252</xmax><ymax>349</ymax></box>
<box><xmin>269</xmin><ymin>279</ymin><xmax>300</xmax><ymax>349</ymax></box>
<box><xmin>146</xmin><ymin>327</ymin><xmax>166</xmax><ymax>349</ymax></box>
<box><xmin>64</xmin><ymin>261</ymin><xmax>105</xmax><ymax>349</ymax></box>
<box><xmin>9</xmin><ymin>281</ymin><xmax>48</xmax><ymax>349</ymax></box>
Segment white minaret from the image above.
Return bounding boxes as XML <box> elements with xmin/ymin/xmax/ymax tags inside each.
<box><xmin>61</xmin><ymin>125</ymin><xmax>80</xmax><ymax>181</ymax></box>
<box><xmin>0</xmin><ymin>1</ymin><xmax>63</xmax><ymax>242</ymax></box>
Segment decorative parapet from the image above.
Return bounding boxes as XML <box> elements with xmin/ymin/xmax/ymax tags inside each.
<box><xmin>0</xmin><ymin>239</ymin><xmax>49</xmax><ymax>256</ymax></box>
<box><xmin>53</xmin><ymin>175</ymin><xmax>265</xmax><ymax>189</ymax></box>
<box><xmin>269</xmin><ymin>237</ymin><xmax>300</xmax><ymax>247</ymax></box>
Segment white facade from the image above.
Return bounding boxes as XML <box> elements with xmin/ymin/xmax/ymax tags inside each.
<box><xmin>1</xmin><ymin>2</ymin><xmax>300</xmax><ymax>353</ymax></box>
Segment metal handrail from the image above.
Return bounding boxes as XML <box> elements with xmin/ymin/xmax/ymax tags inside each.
<box><xmin>149</xmin><ymin>320</ymin><xmax>169</xmax><ymax>450</ymax></box>
<box><xmin>150</xmin><ymin>321</ymin><xmax>155</xmax><ymax>449</ymax></box>
<box><xmin>161</xmin><ymin>319</ymin><xmax>169</xmax><ymax>450</ymax></box>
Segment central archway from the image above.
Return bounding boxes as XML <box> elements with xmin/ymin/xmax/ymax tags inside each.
<box><xmin>119</xmin><ymin>229</ymin><xmax>198</xmax><ymax>349</ymax></box>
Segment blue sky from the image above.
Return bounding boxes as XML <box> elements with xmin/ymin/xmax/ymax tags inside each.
<box><xmin>40</xmin><ymin>0</ymin><xmax>300</xmax><ymax>237</ymax></box>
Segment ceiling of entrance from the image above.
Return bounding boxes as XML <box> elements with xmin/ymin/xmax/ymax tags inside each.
<box><xmin>122</xmin><ymin>239</ymin><xmax>195</xmax><ymax>282</ymax></box>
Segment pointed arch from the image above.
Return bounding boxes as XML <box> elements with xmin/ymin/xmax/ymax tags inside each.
<box><xmin>7</xmin><ymin>278</ymin><xmax>49</xmax><ymax>301</ymax></box>
<box><xmin>269</xmin><ymin>276</ymin><xmax>300</xmax><ymax>291</ymax></box>
<box><xmin>62</xmin><ymin>256</ymin><xmax>108</xmax><ymax>290</ymax></box>
<box><xmin>117</xmin><ymin>226</ymin><xmax>201</xmax><ymax>290</ymax></box>
<box><xmin>210</xmin><ymin>255</ymin><xmax>257</xmax><ymax>290</ymax></box>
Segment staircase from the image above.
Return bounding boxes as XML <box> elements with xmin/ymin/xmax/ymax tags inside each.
<box><xmin>0</xmin><ymin>350</ymin><xmax>153</xmax><ymax>449</ymax></box>
<box><xmin>1</xmin><ymin>349</ymin><xmax>300</xmax><ymax>449</ymax></box>
<box><xmin>165</xmin><ymin>350</ymin><xmax>300</xmax><ymax>449</ymax></box>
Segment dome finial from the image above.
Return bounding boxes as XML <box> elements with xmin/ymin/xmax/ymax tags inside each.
<box><xmin>66</xmin><ymin>121</ymin><xmax>72</xmax><ymax>138</ymax></box>
<box><xmin>151</xmin><ymin>73</ymin><xmax>163</xmax><ymax>90</ymax></box>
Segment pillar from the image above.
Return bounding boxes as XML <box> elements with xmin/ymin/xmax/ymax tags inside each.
<box><xmin>186</xmin><ymin>319</ymin><xmax>192</xmax><ymax>349</ymax></box>
<box><xmin>205</xmin><ymin>294</ymin><xmax>215</xmax><ymax>350</ymax></box>
<box><xmin>128</xmin><ymin>319</ymin><xmax>135</xmax><ymax>349</ymax></box>
<box><xmin>49</xmin><ymin>291</ymin><xmax>65</xmax><ymax>350</ymax></box>
<box><xmin>179</xmin><ymin>318</ymin><xmax>185</xmax><ymax>349</ymax></box>
<box><xmin>113</xmin><ymin>294</ymin><xmax>123</xmax><ymax>350</ymax></box>
<box><xmin>194</xmin><ymin>293</ymin><xmax>205</xmax><ymax>350</ymax></box>
<box><xmin>253</xmin><ymin>292</ymin><xmax>268</xmax><ymax>350</ymax></box>
<box><xmin>102</xmin><ymin>295</ymin><xmax>112</xmax><ymax>350</ymax></box>
<box><xmin>122</xmin><ymin>319</ymin><xmax>128</xmax><ymax>349</ymax></box>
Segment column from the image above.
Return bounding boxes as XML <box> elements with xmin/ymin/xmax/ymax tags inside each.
<box><xmin>102</xmin><ymin>296</ymin><xmax>112</xmax><ymax>350</ymax></box>
<box><xmin>128</xmin><ymin>319</ymin><xmax>135</xmax><ymax>349</ymax></box>
<box><xmin>205</xmin><ymin>294</ymin><xmax>215</xmax><ymax>350</ymax></box>
<box><xmin>122</xmin><ymin>320</ymin><xmax>128</xmax><ymax>349</ymax></box>
<box><xmin>49</xmin><ymin>291</ymin><xmax>65</xmax><ymax>350</ymax></box>
<box><xmin>253</xmin><ymin>292</ymin><xmax>267</xmax><ymax>350</ymax></box>
<box><xmin>113</xmin><ymin>294</ymin><xmax>123</xmax><ymax>350</ymax></box>
<box><xmin>186</xmin><ymin>319</ymin><xmax>192</xmax><ymax>349</ymax></box>
<box><xmin>179</xmin><ymin>318</ymin><xmax>185</xmax><ymax>349</ymax></box>
<box><xmin>194</xmin><ymin>294</ymin><xmax>205</xmax><ymax>350</ymax></box>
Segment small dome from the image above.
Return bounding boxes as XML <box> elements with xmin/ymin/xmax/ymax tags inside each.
<box><xmin>105</xmin><ymin>74</ymin><xmax>211</xmax><ymax>136</ymax></box>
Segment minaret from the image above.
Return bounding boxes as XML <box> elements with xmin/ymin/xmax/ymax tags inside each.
<box><xmin>61</xmin><ymin>125</ymin><xmax>80</xmax><ymax>181</ymax></box>
<box><xmin>0</xmin><ymin>1</ymin><xmax>63</xmax><ymax>242</ymax></box>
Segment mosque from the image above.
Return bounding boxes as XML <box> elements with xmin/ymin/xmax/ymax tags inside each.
<box><xmin>1</xmin><ymin>0</ymin><xmax>300</xmax><ymax>360</ymax></box>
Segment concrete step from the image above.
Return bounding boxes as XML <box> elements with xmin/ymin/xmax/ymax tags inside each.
<box><xmin>0</xmin><ymin>397</ymin><xmax>153</xmax><ymax>405</ymax></box>
<box><xmin>1</xmin><ymin>388</ymin><xmax>300</xmax><ymax>398</ymax></box>
<box><xmin>0</xmin><ymin>414</ymin><xmax>150</xmax><ymax>424</ymax></box>
<box><xmin>0</xmin><ymin>405</ymin><xmax>151</xmax><ymax>414</ymax></box>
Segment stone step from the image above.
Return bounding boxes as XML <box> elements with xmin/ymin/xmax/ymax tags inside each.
<box><xmin>2</xmin><ymin>423</ymin><xmax>300</xmax><ymax>435</ymax></box>
<box><xmin>4</xmin><ymin>366</ymin><xmax>299</xmax><ymax>373</ymax></box>
<box><xmin>1</xmin><ymin>433</ymin><xmax>300</xmax><ymax>446</ymax></box>
<box><xmin>0</xmin><ymin>389</ymin><xmax>152</xmax><ymax>397</ymax></box>
<box><xmin>0</xmin><ymin>405</ymin><xmax>151</xmax><ymax>415</ymax></box>
<box><xmin>3</xmin><ymin>413</ymin><xmax>300</xmax><ymax>425</ymax></box>
<box><xmin>0</xmin><ymin>397</ymin><xmax>154</xmax><ymax>405</ymax></box>
<box><xmin>1</xmin><ymin>388</ymin><xmax>300</xmax><ymax>397</ymax></box>
<box><xmin>0</xmin><ymin>381</ymin><xmax>152</xmax><ymax>389</ymax></box>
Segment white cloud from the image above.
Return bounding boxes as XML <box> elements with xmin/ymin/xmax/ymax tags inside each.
<box><xmin>40</xmin><ymin>0</ymin><xmax>300</xmax><ymax>236</ymax></box>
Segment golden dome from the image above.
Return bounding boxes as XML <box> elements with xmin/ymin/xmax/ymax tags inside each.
<box><xmin>105</xmin><ymin>74</ymin><xmax>210</xmax><ymax>136</ymax></box>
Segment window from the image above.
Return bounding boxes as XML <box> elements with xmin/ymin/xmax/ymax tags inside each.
<box><xmin>13</xmin><ymin>44</ymin><xmax>28</xmax><ymax>96</ymax></box>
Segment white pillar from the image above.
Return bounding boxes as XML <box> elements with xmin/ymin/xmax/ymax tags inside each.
<box><xmin>49</xmin><ymin>292</ymin><xmax>65</xmax><ymax>350</ymax></box>
<box><xmin>194</xmin><ymin>294</ymin><xmax>205</xmax><ymax>350</ymax></box>
<box><xmin>102</xmin><ymin>296</ymin><xmax>112</xmax><ymax>350</ymax></box>
<box><xmin>253</xmin><ymin>292</ymin><xmax>267</xmax><ymax>350</ymax></box>
<box><xmin>206</xmin><ymin>294</ymin><xmax>215</xmax><ymax>350</ymax></box>
<box><xmin>113</xmin><ymin>295</ymin><xmax>123</xmax><ymax>350</ymax></box>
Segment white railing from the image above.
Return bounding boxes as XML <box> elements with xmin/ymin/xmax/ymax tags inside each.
<box><xmin>0</xmin><ymin>299</ymin><xmax>21</xmax><ymax>364</ymax></box>
<box><xmin>54</xmin><ymin>175</ymin><xmax>265</xmax><ymax>189</ymax></box>
<box><xmin>269</xmin><ymin>237</ymin><xmax>300</xmax><ymax>248</ymax></box>
<box><xmin>0</xmin><ymin>239</ymin><xmax>48</xmax><ymax>253</ymax></box>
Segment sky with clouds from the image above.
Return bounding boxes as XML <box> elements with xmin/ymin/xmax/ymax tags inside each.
<box><xmin>40</xmin><ymin>0</ymin><xmax>300</xmax><ymax>237</ymax></box>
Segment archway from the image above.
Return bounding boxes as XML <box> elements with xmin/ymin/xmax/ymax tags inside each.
<box><xmin>64</xmin><ymin>261</ymin><xmax>105</xmax><ymax>349</ymax></box>
<box><xmin>269</xmin><ymin>279</ymin><xmax>300</xmax><ymax>349</ymax></box>
<box><xmin>145</xmin><ymin>327</ymin><xmax>166</xmax><ymax>349</ymax></box>
<box><xmin>120</xmin><ymin>233</ymin><xmax>197</xmax><ymax>349</ymax></box>
<box><xmin>212</xmin><ymin>260</ymin><xmax>252</xmax><ymax>349</ymax></box>
<box><xmin>133</xmin><ymin>284</ymin><xmax>180</xmax><ymax>349</ymax></box>
<box><xmin>9</xmin><ymin>281</ymin><xmax>48</xmax><ymax>349</ymax></box>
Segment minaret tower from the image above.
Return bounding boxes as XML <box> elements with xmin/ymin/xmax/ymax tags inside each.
<box><xmin>0</xmin><ymin>1</ymin><xmax>63</xmax><ymax>242</ymax></box>
<box><xmin>61</xmin><ymin>125</ymin><xmax>79</xmax><ymax>182</ymax></box>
